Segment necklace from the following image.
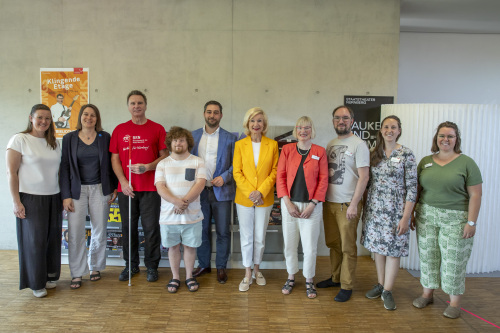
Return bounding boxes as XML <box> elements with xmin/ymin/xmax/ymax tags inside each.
<box><xmin>297</xmin><ymin>144</ymin><xmax>311</xmax><ymax>156</ymax></box>
<box><xmin>80</xmin><ymin>131</ymin><xmax>96</xmax><ymax>141</ymax></box>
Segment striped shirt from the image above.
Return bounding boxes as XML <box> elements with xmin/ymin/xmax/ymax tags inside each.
<box><xmin>155</xmin><ymin>154</ymin><xmax>207</xmax><ymax>225</ymax></box>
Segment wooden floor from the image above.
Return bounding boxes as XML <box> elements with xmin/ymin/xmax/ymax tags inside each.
<box><xmin>0</xmin><ymin>251</ymin><xmax>498</xmax><ymax>332</ymax></box>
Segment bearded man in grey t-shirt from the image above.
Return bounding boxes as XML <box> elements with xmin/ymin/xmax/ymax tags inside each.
<box><xmin>316</xmin><ymin>105</ymin><xmax>370</xmax><ymax>302</ymax></box>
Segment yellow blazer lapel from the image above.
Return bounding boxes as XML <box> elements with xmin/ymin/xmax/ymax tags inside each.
<box><xmin>243</xmin><ymin>137</ymin><xmax>257</xmax><ymax>181</ymax></box>
<box><xmin>256</xmin><ymin>136</ymin><xmax>270</xmax><ymax>175</ymax></box>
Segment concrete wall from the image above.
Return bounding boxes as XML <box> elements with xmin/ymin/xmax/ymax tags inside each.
<box><xmin>398</xmin><ymin>32</ymin><xmax>500</xmax><ymax>104</ymax></box>
<box><xmin>0</xmin><ymin>0</ymin><xmax>400</xmax><ymax>252</ymax></box>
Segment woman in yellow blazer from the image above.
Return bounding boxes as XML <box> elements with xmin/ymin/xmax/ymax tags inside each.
<box><xmin>233</xmin><ymin>107</ymin><xmax>278</xmax><ymax>292</ymax></box>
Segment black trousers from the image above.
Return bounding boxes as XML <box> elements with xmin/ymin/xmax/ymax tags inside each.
<box><xmin>17</xmin><ymin>193</ymin><xmax>62</xmax><ymax>290</ymax></box>
<box><xmin>118</xmin><ymin>191</ymin><xmax>161</xmax><ymax>269</ymax></box>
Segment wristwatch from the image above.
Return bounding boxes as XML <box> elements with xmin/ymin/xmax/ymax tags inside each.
<box><xmin>467</xmin><ymin>221</ymin><xmax>477</xmax><ymax>227</ymax></box>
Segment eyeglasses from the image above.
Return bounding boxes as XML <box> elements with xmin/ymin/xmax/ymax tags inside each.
<box><xmin>296</xmin><ymin>126</ymin><xmax>312</xmax><ymax>131</ymax></box>
<box><xmin>333</xmin><ymin>116</ymin><xmax>351</xmax><ymax>122</ymax></box>
<box><xmin>437</xmin><ymin>135</ymin><xmax>456</xmax><ymax>140</ymax></box>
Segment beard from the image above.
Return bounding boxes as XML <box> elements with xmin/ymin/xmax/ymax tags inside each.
<box><xmin>173</xmin><ymin>146</ymin><xmax>188</xmax><ymax>154</ymax></box>
<box><xmin>205</xmin><ymin>118</ymin><xmax>220</xmax><ymax>128</ymax></box>
<box><xmin>334</xmin><ymin>124</ymin><xmax>351</xmax><ymax>136</ymax></box>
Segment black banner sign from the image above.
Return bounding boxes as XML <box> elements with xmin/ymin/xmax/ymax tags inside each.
<box><xmin>344</xmin><ymin>96</ymin><xmax>394</xmax><ymax>149</ymax></box>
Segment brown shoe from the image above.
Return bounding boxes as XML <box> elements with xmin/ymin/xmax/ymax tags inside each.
<box><xmin>193</xmin><ymin>267</ymin><xmax>211</xmax><ymax>278</ymax></box>
<box><xmin>412</xmin><ymin>296</ymin><xmax>434</xmax><ymax>309</ymax></box>
<box><xmin>217</xmin><ymin>269</ymin><xmax>228</xmax><ymax>284</ymax></box>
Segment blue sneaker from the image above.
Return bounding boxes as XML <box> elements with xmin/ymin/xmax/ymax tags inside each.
<box><xmin>334</xmin><ymin>289</ymin><xmax>352</xmax><ymax>302</ymax></box>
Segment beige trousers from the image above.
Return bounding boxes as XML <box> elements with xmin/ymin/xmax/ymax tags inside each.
<box><xmin>322</xmin><ymin>201</ymin><xmax>363</xmax><ymax>290</ymax></box>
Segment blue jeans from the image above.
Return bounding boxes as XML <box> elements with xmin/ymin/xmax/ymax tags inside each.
<box><xmin>197</xmin><ymin>188</ymin><xmax>232</xmax><ymax>269</ymax></box>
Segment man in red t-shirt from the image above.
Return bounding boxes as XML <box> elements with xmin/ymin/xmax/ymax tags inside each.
<box><xmin>110</xmin><ymin>90</ymin><xmax>168</xmax><ymax>282</ymax></box>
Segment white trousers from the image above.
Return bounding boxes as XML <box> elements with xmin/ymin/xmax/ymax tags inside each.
<box><xmin>236</xmin><ymin>204</ymin><xmax>273</xmax><ymax>268</ymax></box>
<box><xmin>68</xmin><ymin>184</ymin><xmax>111</xmax><ymax>277</ymax></box>
<box><xmin>281</xmin><ymin>199</ymin><xmax>321</xmax><ymax>279</ymax></box>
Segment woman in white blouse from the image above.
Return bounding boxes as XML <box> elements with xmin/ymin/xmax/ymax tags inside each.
<box><xmin>233</xmin><ymin>107</ymin><xmax>279</xmax><ymax>292</ymax></box>
<box><xmin>6</xmin><ymin>104</ymin><xmax>62</xmax><ymax>298</ymax></box>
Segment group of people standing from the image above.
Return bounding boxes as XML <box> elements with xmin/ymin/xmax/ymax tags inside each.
<box><xmin>6</xmin><ymin>91</ymin><xmax>482</xmax><ymax>320</ymax></box>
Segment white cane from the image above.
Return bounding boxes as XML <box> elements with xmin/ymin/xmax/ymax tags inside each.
<box><xmin>128</xmin><ymin>137</ymin><xmax>132</xmax><ymax>287</ymax></box>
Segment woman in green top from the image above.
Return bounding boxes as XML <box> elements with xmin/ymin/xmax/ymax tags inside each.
<box><xmin>411</xmin><ymin>121</ymin><xmax>482</xmax><ymax>319</ymax></box>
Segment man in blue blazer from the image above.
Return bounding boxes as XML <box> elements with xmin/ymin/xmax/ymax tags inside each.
<box><xmin>191</xmin><ymin>100</ymin><xmax>237</xmax><ymax>283</ymax></box>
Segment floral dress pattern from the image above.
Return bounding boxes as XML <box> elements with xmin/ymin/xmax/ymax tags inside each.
<box><xmin>361</xmin><ymin>145</ymin><xmax>418</xmax><ymax>257</ymax></box>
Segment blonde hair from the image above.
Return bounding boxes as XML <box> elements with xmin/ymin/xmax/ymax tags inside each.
<box><xmin>243</xmin><ymin>107</ymin><xmax>268</xmax><ymax>136</ymax></box>
<box><xmin>292</xmin><ymin>116</ymin><xmax>316</xmax><ymax>139</ymax></box>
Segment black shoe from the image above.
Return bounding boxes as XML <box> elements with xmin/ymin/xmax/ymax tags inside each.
<box><xmin>147</xmin><ymin>268</ymin><xmax>159</xmax><ymax>282</ymax></box>
<box><xmin>316</xmin><ymin>276</ymin><xmax>341</xmax><ymax>288</ymax></box>
<box><xmin>334</xmin><ymin>289</ymin><xmax>353</xmax><ymax>302</ymax></box>
<box><xmin>119</xmin><ymin>266</ymin><xmax>140</xmax><ymax>281</ymax></box>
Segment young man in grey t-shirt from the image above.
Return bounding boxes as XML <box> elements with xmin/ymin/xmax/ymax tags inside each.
<box><xmin>317</xmin><ymin>105</ymin><xmax>370</xmax><ymax>302</ymax></box>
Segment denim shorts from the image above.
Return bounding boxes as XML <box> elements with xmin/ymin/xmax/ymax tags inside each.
<box><xmin>160</xmin><ymin>221</ymin><xmax>202</xmax><ymax>248</ymax></box>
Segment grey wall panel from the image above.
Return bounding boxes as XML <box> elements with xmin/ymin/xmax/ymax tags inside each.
<box><xmin>0</xmin><ymin>0</ymin><xmax>399</xmax><ymax>253</ymax></box>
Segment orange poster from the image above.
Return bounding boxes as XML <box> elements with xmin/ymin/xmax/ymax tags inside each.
<box><xmin>40</xmin><ymin>68</ymin><xmax>89</xmax><ymax>139</ymax></box>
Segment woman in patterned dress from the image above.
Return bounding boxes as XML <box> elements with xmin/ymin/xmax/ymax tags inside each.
<box><xmin>411</xmin><ymin>121</ymin><xmax>482</xmax><ymax>319</ymax></box>
<box><xmin>361</xmin><ymin>115</ymin><xmax>417</xmax><ymax>310</ymax></box>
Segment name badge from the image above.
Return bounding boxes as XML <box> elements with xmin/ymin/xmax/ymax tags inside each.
<box><xmin>424</xmin><ymin>163</ymin><xmax>433</xmax><ymax>168</ymax></box>
<box><xmin>391</xmin><ymin>157</ymin><xmax>401</xmax><ymax>163</ymax></box>
<box><xmin>345</xmin><ymin>151</ymin><xmax>353</xmax><ymax>157</ymax></box>
<box><xmin>312</xmin><ymin>155</ymin><xmax>320</xmax><ymax>160</ymax></box>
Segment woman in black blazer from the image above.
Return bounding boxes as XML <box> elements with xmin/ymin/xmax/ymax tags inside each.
<box><xmin>60</xmin><ymin>104</ymin><xmax>117</xmax><ymax>289</ymax></box>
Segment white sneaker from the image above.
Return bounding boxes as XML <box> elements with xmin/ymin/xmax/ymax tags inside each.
<box><xmin>45</xmin><ymin>281</ymin><xmax>57</xmax><ymax>289</ymax></box>
<box><xmin>239</xmin><ymin>277</ymin><xmax>252</xmax><ymax>292</ymax></box>
<box><xmin>33</xmin><ymin>288</ymin><xmax>47</xmax><ymax>298</ymax></box>
<box><xmin>254</xmin><ymin>271</ymin><xmax>266</xmax><ymax>286</ymax></box>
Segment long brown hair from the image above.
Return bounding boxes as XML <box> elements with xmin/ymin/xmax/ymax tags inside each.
<box><xmin>21</xmin><ymin>104</ymin><xmax>57</xmax><ymax>150</ymax></box>
<box><xmin>370</xmin><ymin>115</ymin><xmax>402</xmax><ymax>167</ymax></box>
<box><xmin>76</xmin><ymin>104</ymin><xmax>103</xmax><ymax>132</ymax></box>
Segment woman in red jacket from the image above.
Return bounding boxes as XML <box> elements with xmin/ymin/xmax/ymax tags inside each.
<box><xmin>276</xmin><ymin>116</ymin><xmax>328</xmax><ymax>298</ymax></box>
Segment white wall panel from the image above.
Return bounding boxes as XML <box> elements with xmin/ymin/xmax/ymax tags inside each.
<box><xmin>383</xmin><ymin>104</ymin><xmax>500</xmax><ymax>273</ymax></box>
<box><xmin>398</xmin><ymin>33</ymin><xmax>500</xmax><ymax>104</ymax></box>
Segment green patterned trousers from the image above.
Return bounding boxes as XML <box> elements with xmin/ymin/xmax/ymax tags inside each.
<box><xmin>415</xmin><ymin>203</ymin><xmax>473</xmax><ymax>295</ymax></box>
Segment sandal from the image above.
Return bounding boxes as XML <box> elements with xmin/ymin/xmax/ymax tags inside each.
<box><xmin>90</xmin><ymin>271</ymin><xmax>101</xmax><ymax>282</ymax></box>
<box><xmin>167</xmin><ymin>279</ymin><xmax>181</xmax><ymax>293</ymax></box>
<box><xmin>282</xmin><ymin>279</ymin><xmax>295</xmax><ymax>295</ymax></box>
<box><xmin>306</xmin><ymin>282</ymin><xmax>317</xmax><ymax>299</ymax></box>
<box><xmin>70</xmin><ymin>277</ymin><xmax>82</xmax><ymax>290</ymax></box>
<box><xmin>185</xmin><ymin>277</ymin><xmax>199</xmax><ymax>292</ymax></box>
